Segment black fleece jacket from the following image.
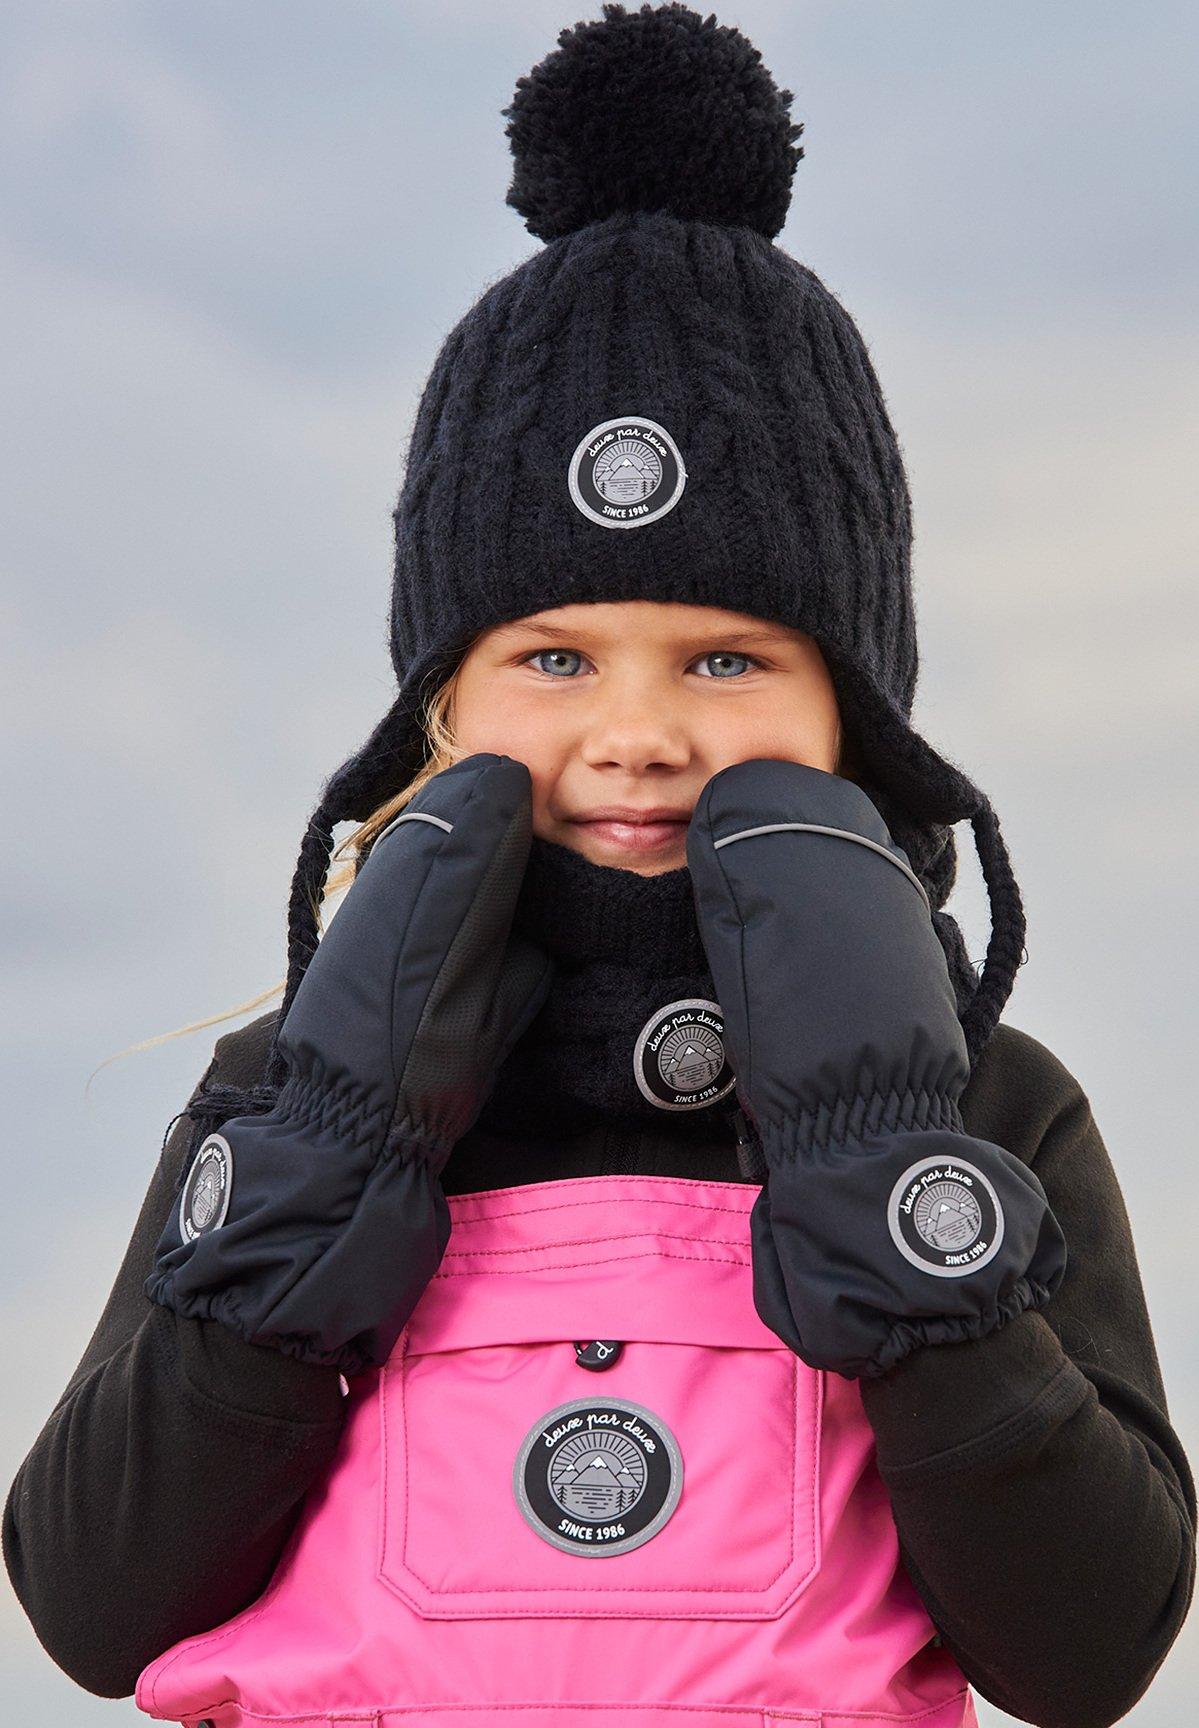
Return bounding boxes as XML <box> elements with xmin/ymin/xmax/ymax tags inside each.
<box><xmin>4</xmin><ymin>1006</ymin><xmax>1195</xmax><ymax>1727</ymax></box>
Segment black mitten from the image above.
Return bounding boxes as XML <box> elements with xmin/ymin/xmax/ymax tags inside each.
<box><xmin>145</xmin><ymin>754</ymin><xmax>555</xmax><ymax>1376</ymax></box>
<box><xmin>686</xmin><ymin>756</ymin><xmax>1067</xmax><ymax>1381</ymax></box>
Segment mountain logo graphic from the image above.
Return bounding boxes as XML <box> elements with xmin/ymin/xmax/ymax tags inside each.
<box><xmin>513</xmin><ymin>1395</ymin><xmax>683</xmax><ymax>1557</ymax></box>
<box><xmin>887</xmin><ymin>1155</ymin><xmax>1006</xmax><ymax>1278</ymax></box>
<box><xmin>633</xmin><ymin>998</ymin><xmax>736</xmax><ymax>1111</ymax></box>
<box><xmin>567</xmin><ymin>416</ymin><xmax>687</xmax><ymax>529</ymax></box>
<box><xmin>179</xmin><ymin>1133</ymin><xmax>234</xmax><ymax>1242</ymax></box>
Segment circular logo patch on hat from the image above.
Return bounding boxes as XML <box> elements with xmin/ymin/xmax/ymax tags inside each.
<box><xmin>513</xmin><ymin>1395</ymin><xmax>683</xmax><ymax>1557</ymax></box>
<box><xmin>632</xmin><ymin>997</ymin><xmax>736</xmax><ymax>1111</ymax></box>
<box><xmin>887</xmin><ymin>1154</ymin><xmax>1005</xmax><ymax>1278</ymax></box>
<box><xmin>568</xmin><ymin>416</ymin><xmax>687</xmax><ymax>529</ymax></box>
<box><xmin>179</xmin><ymin>1133</ymin><xmax>233</xmax><ymax>1242</ymax></box>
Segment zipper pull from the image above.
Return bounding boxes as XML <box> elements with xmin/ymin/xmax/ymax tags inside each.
<box><xmin>732</xmin><ymin>1104</ymin><xmax>768</xmax><ymax>1183</ymax></box>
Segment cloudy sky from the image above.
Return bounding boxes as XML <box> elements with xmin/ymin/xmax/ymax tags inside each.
<box><xmin>2</xmin><ymin>2</ymin><xmax>1195</xmax><ymax>1721</ymax></box>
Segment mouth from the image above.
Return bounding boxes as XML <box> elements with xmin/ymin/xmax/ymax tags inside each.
<box><xmin>570</xmin><ymin>817</ymin><xmax>690</xmax><ymax>854</ymax></box>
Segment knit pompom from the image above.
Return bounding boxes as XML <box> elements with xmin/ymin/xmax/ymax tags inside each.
<box><xmin>502</xmin><ymin>1</ymin><xmax>804</xmax><ymax>242</ymax></box>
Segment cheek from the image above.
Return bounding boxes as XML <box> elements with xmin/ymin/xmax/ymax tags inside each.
<box><xmin>455</xmin><ymin>684</ymin><xmax>550</xmax><ymax>754</ymax></box>
<box><xmin>707</xmin><ymin>688</ymin><xmax>840</xmax><ymax>775</ymax></box>
<box><xmin>451</xmin><ymin>675</ymin><xmax>560</xmax><ymax>812</ymax></box>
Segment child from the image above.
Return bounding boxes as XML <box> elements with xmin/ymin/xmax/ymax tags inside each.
<box><xmin>5</xmin><ymin>6</ymin><xmax>1193</xmax><ymax>1725</ymax></box>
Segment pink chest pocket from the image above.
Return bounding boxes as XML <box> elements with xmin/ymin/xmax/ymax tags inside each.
<box><xmin>376</xmin><ymin>1178</ymin><xmax>824</xmax><ymax>1621</ymax></box>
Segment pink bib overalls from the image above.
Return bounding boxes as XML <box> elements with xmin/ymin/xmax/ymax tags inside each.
<box><xmin>136</xmin><ymin>1173</ymin><xmax>980</xmax><ymax>1728</ymax></box>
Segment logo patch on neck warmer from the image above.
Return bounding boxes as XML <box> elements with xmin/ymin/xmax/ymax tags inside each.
<box><xmin>633</xmin><ymin>997</ymin><xmax>736</xmax><ymax>1111</ymax></box>
<box><xmin>567</xmin><ymin>416</ymin><xmax>687</xmax><ymax>528</ymax></box>
<box><xmin>513</xmin><ymin>1395</ymin><xmax>683</xmax><ymax>1556</ymax></box>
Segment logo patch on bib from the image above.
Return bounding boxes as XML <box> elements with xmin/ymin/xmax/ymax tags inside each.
<box><xmin>633</xmin><ymin>997</ymin><xmax>736</xmax><ymax>1111</ymax></box>
<box><xmin>179</xmin><ymin>1133</ymin><xmax>233</xmax><ymax>1242</ymax></box>
<box><xmin>887</xmin><ymin>1154</ymin><xmax>1005</xmax><ymax>1277</ymax></box>
<box><xmin>567</xmin><ymin>416</ymin><xmax>687</xmax><ymax>528</ymax></box>
<box><xmin>513</xmin><ymin>1395</ymin><xmax>683</xmax><ymax>1557</ymax></box>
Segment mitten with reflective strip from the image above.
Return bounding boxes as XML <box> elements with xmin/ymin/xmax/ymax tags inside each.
<box><xmin>686</xmin><ymin>756</ymin><xmax>1067</xmax><ymax>1381</ymax></box>
<box><xmin>144</xmin><ymin>754</ymin><xmax>555</xmax><ymax>1376</ymax></box>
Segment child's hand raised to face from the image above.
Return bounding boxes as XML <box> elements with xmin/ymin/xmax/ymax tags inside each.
<box><xmin>144</xmin><ymin>753</ymin><xmax>555</xmax><ymax>1378</ymax></box>
<box><xmin>685</xmin><ymin>756</ymin><xmax>1068</xmax><ymax>1382</ymax></box>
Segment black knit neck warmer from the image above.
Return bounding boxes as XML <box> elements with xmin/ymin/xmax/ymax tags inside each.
<box><xmin>475</xmin><ymin>834</ymin><xmax>739</xmax><ymax>1146</ymax></box>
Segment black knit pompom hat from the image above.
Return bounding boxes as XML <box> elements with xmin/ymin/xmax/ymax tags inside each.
<box><xmin>258</xmin><ymin>1</ymin><xmax>1026</xmax><ymax>1095</ymax></box>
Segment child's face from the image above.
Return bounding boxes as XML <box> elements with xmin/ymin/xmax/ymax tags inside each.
<box><xmin>451</xmin><ymin>600</ymin><xmax>842</xmax><ymax>877</ymax></box>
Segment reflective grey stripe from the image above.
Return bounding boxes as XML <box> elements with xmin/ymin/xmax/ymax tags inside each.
<box><xmin>713</xmin><ymin>821</ymin><xmax>930</xmax><ymax>911</ymax></box>
<box><xmin>375</xmin><ymin>809</ymin><xmax>454</xmax><ymax>846</ymax></box>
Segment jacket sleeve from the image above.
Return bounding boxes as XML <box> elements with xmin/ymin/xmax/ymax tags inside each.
<box><xmin>2</xmin><ymin>1012</ymin><xmax>349</xmax><ymax>1700</ymax></box>
<box><xmin>858</xmin><ymin>1023</ymin><xmax>1196</xmax><ymax>1728</ymax></box>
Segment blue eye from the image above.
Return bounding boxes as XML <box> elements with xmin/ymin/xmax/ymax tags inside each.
<box><xmin>693</xmin><ymin>651</ymin><xmax>754</xmax><ymax>678</ymax></box>
<box><xmin>527</xmin><ymin>649</ymin><xmax>584</xmax><ymax>677</ymax></box>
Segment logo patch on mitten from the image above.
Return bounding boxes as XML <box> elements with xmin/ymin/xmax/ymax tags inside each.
<box><xmin>633</xmin><ymin>997</ymin><xmax>736</xmax><ymax>1110</ymax></box>
<box><xmin>567</xmin><ymin>416</ymin><xmax>687</xmax><ymax>528</ymax></box>
<box><xmin>887</xmin><ymin>1155</ymin><xmax>1005</xmax><ymax>1277</ymax></box>
<box><xmin>513</xmin><ymin>1395</ymin><xmax>683</xmax><ymax>1557</ymax></box>
<box><xmin>179</xmin><ymin>1133</ymin><xmax>233</xmax><ymax>1242</ymax></box>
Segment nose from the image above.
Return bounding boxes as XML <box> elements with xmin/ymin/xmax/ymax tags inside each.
<box><xmin>576</xmin><ymin>694</ymin><xmax>692</xmax><ymax>774</ymax></box>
